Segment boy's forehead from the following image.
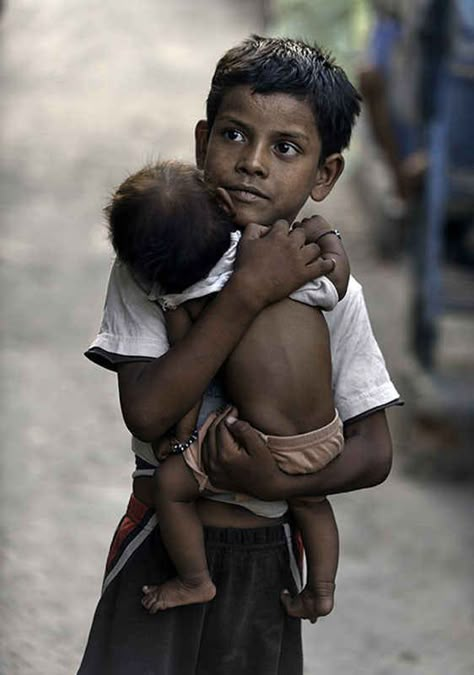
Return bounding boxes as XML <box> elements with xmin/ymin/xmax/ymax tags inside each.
<box><xmin>215</xmin><ymin>85</ymin><xmax>319</xmax><ymax>138</ymax></box>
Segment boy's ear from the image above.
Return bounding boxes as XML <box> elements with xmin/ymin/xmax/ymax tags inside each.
<box><xmin>310</xmin><ymin>153</ymin><xmax>345</xmax><ymax>202</ymax></box>
<box><xmin>195</xmin><ymin>120</ymin><xmax>209</xmax><ymax>169</ymax></box>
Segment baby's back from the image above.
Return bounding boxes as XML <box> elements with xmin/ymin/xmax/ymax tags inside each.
<box><xmin>223</xmin><ymin>298</ymin><xmax>335</xmax><ymax>436</ymax></box>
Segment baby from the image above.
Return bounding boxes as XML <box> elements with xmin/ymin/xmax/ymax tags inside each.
<box><xmin>107</xmin><ymin>160</ymin><xmax>348</xmax><ymax>620</ymax></box>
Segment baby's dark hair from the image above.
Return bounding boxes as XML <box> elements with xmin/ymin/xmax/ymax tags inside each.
<box><xmin>107</xmin><ymin>161</ymin><xmax>234</xmax><ymax>293</ymax></box>
<box><xmin>207</xmin><ymin>34</ymin><xmax>362</xmax><ymax>162</ymax></box>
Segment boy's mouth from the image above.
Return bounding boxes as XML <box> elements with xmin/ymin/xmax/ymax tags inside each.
<box><xmin>226</xmin><ymin>185</ymin><xmax>269</xmax><ymax>203</ymax></box>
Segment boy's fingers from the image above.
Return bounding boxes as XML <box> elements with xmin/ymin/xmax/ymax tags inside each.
<box><xmin>215</xmin><ymin>414</ymin><xmax>244</xmax><ymax>458</ymax></box>
<box><xmin>305</xmin><ymin>256</ymin><xmax>336</xmax><ymax>279</ymax></box>
<box><xmin>324</xmin><ymin>257</ymin><xmax>336</xmax><ymax>272</ymax></box>
<box><xmin>288</xmin><ymin>227</ymin><xmax>306</xmax><ymax>247</ymax></box>
<box><xmin>319</xmin><ymin>257</ymin><xmax>336</xmax><ymax>273</ymax></box>
<box><xmin>224</xmin><ymin>418</ymin><xmax>266</xmax><ymax>457</ymax></box>
<box><xmin>267</xmin><ymin>219</ymin><xmax>292</xmax><ymax>236</ymax></box>
<box><xmin>203</xmin><ymin>407</ymin><xmax>231</xmax><ymax>461</ymax></box>
<box><xmin>242</xmin><ymin>222</ymin><xmax>270</xmax><ymax>240</ymax></box>
<box><xmin>202</xmin><ymin>406</ymin><xmax>238</xmax><ymax>473</ymax></box>
<box><xmin>301</xmin><ymin>242</ymin><xmax>321</xmax><ymax>263</ymax></box>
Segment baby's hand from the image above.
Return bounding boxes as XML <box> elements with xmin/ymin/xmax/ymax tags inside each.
<box><xmin>280</xmin><ymin>582</ymin><xmax>335</xmax><ymax>623</ymax></box>
<box><xmin>294</xmin><ymin>215</ymin><xmax>349</xmax><ymax>299</ymax></box>
<box><xmin>293</xmin><ymin>215</ymin><xmax>334</xmax><ymax>242</ymax></box>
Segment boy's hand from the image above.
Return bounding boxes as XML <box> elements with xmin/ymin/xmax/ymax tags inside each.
<box><xmin>152</xmin><ymin>436</ymin><xmax>173</xmax><ymax>462</ymax></box>
<box><xmin>201</xmin><ymin>407</ymin><xmax>285</xmax><ymax>500</ymax></box>
<box><xmin>231</xmin><ymin>220</ymin><xmax>335</xmax><ymax>310</ymax></box>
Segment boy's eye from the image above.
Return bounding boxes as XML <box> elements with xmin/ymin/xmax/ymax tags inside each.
<box><xmin>223</xmin><ymin>129</ymin><xmax>245</xmax><ymax>142</ymax></box>
<box><xmin>275</xmin><ymin>142</ymin><xmax>300</xmax><ymax>156</ymax></box>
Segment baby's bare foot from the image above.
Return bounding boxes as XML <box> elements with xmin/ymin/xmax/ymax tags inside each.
<box><xmin>281</xmin><ymin>582</ymin><xmax>335</xmax><ymax>623</ymax></box>
<box><xmin>142</xmin><ymin>577</ymin><xmax>216</xmax><ymax>613</ymax></box>
<box><xmin>313</xmin><ymin>590</ymin><xmax>334</xmax><ymax>617</ymax></box>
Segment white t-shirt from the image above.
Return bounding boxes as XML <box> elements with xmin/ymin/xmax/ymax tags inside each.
<box><xmin>150</xmin><ymin>231</ymin><xmax>339</xmax><ymax>312</ymax></box>
<box><xmin>86</xmin><ymin>258</ymin><xmax>400</xmax><ymax>517</ymax></box>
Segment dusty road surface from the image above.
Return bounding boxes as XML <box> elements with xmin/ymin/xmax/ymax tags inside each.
<box><xmin>1</xmin><ymin>2</ymin><xmax>473</xmax><ymax>674</ymax></box>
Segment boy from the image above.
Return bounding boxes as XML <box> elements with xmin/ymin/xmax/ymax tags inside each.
<box><xmin>107</xmin><ymin>160</ymin><xmax>348</xmax><ymax>617</ymax></box>
<box><xmin>79</xmin><ymin>36</ymin><xmax>399</xmax><ymax>675</ymax></box>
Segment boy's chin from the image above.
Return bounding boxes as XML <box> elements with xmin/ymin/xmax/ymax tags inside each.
<box><xmin>232</xmin><ymin>210</ymin><xmax>277</xmax><ymax>229</ymax></box>
<box><xmin>231</xmin><ymin>203</ymin><xmax>296</xmax><ymax>229</ymax></box>
<box><xmin>235</xmin><ymin>216</ymin><xmax>291</xmax><ymax>230</ymax></box>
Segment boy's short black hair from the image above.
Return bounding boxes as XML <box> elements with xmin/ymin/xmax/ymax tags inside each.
<box><xmin>207</xmin><ymin>35</ymin><xmax>362</xmax><ymax>161</ymax></box>
<box><xmin>107</xmin><ymin>161</ymin><xmax>234</xmax><ymax>294</ymax></box>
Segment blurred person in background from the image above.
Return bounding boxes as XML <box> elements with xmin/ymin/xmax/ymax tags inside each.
<box><xmin>417</xmin><ymin>0</ymin><xmax>474</xmax><ymax>268</ymax></box>
<box><xmin>359</xmin><ymin>0</ymin><xmax>474</xmax><ymax>266</ymax></box>
<box><xmin>358</xmin><ymin>1</ymin><xmax>426</xmax><ymax>220</ymax></box>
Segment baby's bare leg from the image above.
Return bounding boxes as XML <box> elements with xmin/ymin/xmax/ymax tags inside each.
<box><xmin>142</xmin><ymin>455</ymin><xmax>216</xmax><ymax>613</ymax></box>
<box><xmin>281</xmin><ymin>497</ymin><xmax>338</xmax><ymax>622</ymax></box>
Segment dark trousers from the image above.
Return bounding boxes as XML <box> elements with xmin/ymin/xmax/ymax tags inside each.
<box><xmin>77</xmin><ymin>496</ymin><xmax>303</xmax><ymax>675</ymax></box>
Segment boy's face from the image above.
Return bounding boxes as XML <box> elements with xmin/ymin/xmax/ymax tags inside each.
<box><xmin>195</xmin><ymin>85</ymin><xmax>343</xmax><ymax>228</ymax></box>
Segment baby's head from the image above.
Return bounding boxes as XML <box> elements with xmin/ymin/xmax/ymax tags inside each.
<box><xmin>206</xmin><ymin>34</ymin><xmax>361</xmax><ymax>164</ymax></box>
<box><xmin>107</xmin><ymin>161</ymin><xmax>234</xmax><ymax>293</ymax></box>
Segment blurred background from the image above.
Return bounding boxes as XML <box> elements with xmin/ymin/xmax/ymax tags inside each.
<box><xmin>1</xmin><ymin>1</ymin><xmax>473</xmax><ymax>673</ymax></box>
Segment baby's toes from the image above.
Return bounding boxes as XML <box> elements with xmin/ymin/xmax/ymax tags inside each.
<box><xmin>147</xmin><ymin>598</ymin><xmax>162</xmax><ymax>614</ymax></box>
<box><xmin>145</xmin><ymin>595</ymin><xmax>162</xmax><ymax>614</ymax></box>
<box><xmin>142</xmin><ymin>584</ymin><xmax>156</xmax><ymax>595</ymax></box>
<box><xmin>142</xmin><ymin>591</ymin><xmax>159</xmax><ymax>610</ymax></box>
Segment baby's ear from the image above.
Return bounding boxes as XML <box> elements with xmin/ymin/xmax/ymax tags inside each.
<box><xmin>310</xmin><ymin>153</ymin><xmax>345</xmax><ymax>202</ymax></box>
<box><xmin>215</xmin><ymin>187</ymin><xmax>235</xmax><ymax>217</ymax></box>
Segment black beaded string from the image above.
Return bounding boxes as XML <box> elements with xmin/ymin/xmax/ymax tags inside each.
<box><xmin>170</xmin><ymin>428</ymin><xmax>199</xmax><ymax>455</ymax></box>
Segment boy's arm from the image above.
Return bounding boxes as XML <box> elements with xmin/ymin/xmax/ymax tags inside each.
<box><xmin>167</xmin><ymin>307</ymin><xmax>202</xmax><ymax>439</ymax></box>
<box><xmin>297</xmin><ymin>215</ymin><xmax>350</xmax><ymax>299</ymax></box>
<box><xmin>201</xmin><ymin>408</ymin><xmax>392</xmax><ymax>499</ymax></box>
<box><xmin>117</xmin><ymin>222</ymin><xmax>334</xmax><ymax>442</ymax></box>
<box><xmin>152</xmin><ymin>307</ymin><xmax>201</xmax><ymax>460</ymax></box>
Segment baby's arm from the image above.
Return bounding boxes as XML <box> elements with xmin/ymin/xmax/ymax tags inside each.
<box><xmin>296</xmin><ymin>215</ymin><xmax>350</xmax><ymax>299</ymax></box>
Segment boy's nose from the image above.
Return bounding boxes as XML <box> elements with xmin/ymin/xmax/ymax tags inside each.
<box><xmin>236</xmin><ymin>143</ymin><xmax>269</xmax><ymax>177</ymax></box>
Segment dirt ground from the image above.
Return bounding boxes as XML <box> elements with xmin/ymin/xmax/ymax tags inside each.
<box><xmin>1</xmin><ymin>2</ymin><xmax>473</xmax><ymax>674</ymax></box>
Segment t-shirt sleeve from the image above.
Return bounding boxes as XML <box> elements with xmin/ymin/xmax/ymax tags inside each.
<box><xmin>325</xmin><ymin>276</ymin><xmax>401</xmax><ymax>423</ymax></box>
<box><xmin>289</xmin><ymin>276</ymin><xmax>339</xmax><ymax>311</ymax></box>
<box><xmin>84</xmin><ymin>258</ymin><xmax>169</xmax><ymax>371</ymax></box>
